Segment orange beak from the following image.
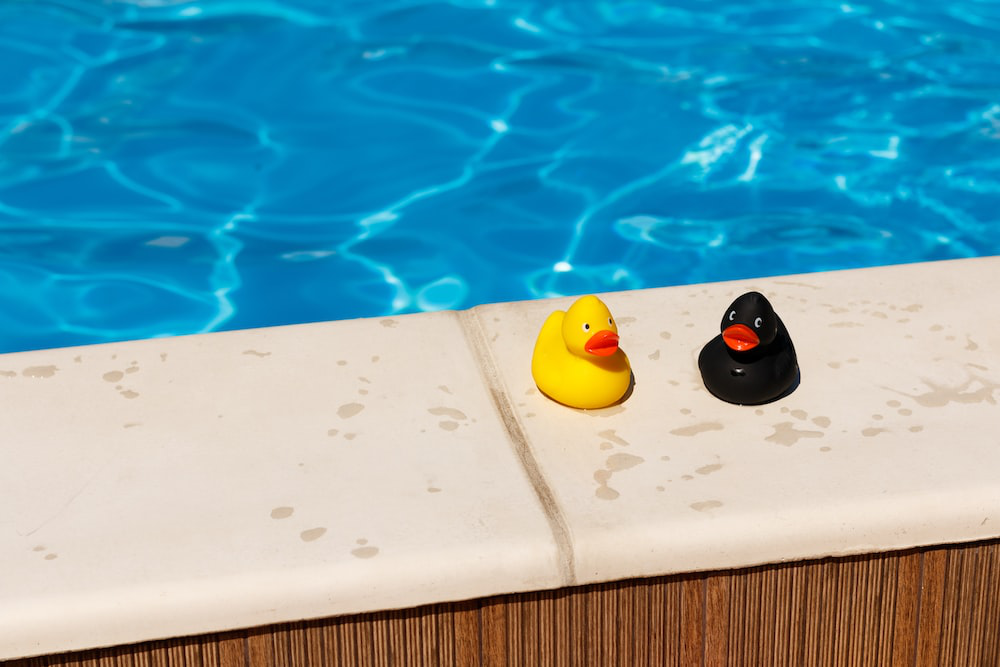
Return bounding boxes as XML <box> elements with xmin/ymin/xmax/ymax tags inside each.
<box><xmin>723</xmin><ymin>324</ymin><xmax>759</xmax><ymax>351</ymax></box>
<box><xmin>585</xmin><ymin>330</ymin><xmax>619</xmax><ymax>356</ymax></box>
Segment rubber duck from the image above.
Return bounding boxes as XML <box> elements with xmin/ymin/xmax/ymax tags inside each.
<box><xmin>531</xmin><ymin>295</ymin><xmax>632</xmax><ymax>409</ymax></box>
<box><xmin>698</xmin><ymin>291</ymin><xmax>798</xmax><ymax>405</ymax></box>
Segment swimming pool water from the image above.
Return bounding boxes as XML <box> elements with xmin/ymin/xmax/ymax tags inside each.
<box><xmin>2</xmin><ymin>1</ymin><xmax>999</xmax><ymax>353</ymax></box>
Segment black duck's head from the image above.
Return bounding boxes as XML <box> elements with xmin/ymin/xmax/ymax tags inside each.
<box><xmin>719</xmin><ymin>291</ymin><xmax>778</xmax><ymax>352</ymax></box>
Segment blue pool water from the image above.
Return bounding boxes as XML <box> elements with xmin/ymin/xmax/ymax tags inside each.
<box><xmin>2</xmin><ymin>1</ymin><xmax>1000</xmax><ymax>353</ymax></box>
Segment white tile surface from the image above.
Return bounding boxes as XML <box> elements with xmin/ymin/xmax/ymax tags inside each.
<box><xmin>0</xmin><ymin>313</ymin><xmax>562</xmax><ymax>659</ymax></box>
<box><xmin>4</xmin><ymin>257</ymin><xmax>1000</xmax><ymax>659</ymax></box>
<box><xmin>476</xmin><ymin>257</ymin><xmax>1000</xmax><ymax>584</ymax></box>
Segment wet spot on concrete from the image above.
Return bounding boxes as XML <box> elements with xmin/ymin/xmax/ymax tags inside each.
<box><xmin>755</xmin><ymin>409</ymin><xmax>765</xmax><ymax>416</ymax></box>
<box><xmin>300</xmin><ymin>527</ymin><xmax>326</xmax><ymax>542</ymax></box>
<box><xmin>429</xmin><ymin>407</ymin><xmax>467</xmax><ymax>420</ymax></box>
<box><xmin>899</xmin><ymin>409</ymin><xmax>912</xmax><ymax>416</ymax></box>
<box><xmin>872</xmin><ymin>414</ymin><xmax>884</xmax><ymax>421</ymax></box>
<box><xmin>909</xmin><ymin>425</ymin><xmax>924</xmax><ymax>433</ymax></box>
<box><xmin>123</xmin><ymin>423</ymin><xmax>141</xmax><ymax>429</ymax></box>
<box><xmin>44</xmin><ymin>553</ymin><xmax>58</xmax><ymax>561</ymax></box>
<box><xmin>828</xmin><ymin>362</ymin><xmax>841</xmax><ymax>369</ymax></box>
<box><xmin>344</xmin><ymin>433</ymin><xmax>357</xmax><ymax>440</ymax></box>
<box><xmin>598</xmin><ymin>429</ymin><xmax>629</xmax><ymax>447</ymax></box>
<box><xmin>338</xmin><ymin>402</ymin><xmax>365</xmax><ymax>418</ymax></box>
<box><xmin>427</xmin><ymin>487</ymin><xmax>442</xmax><ymax>493</ymax></box>
<box><xmin>605</xmin><ymin>453</ymin><xmax>644</xmax><ymax>472</ymax></box>
<box><xmin>439</xmin><ymin>421</ymin><xmax>459</xmax><ymax>431</ymax></box>
<box><xmin>438</xmin><ymin>385</ymin><xmax>452</xmax><ymax>394</ymax></box>
<box><xmin>351</xmin><ymin>537</ymin><xmax>378</xmax><ymax>558</ymax></box>
<box><xmin>337</xmin><ymin>360</ymin><xmax>347</xmax><ymax>366</ymax></box>
<box><xmin>690</xmin><ymin>500</ymin><xmax>723</xmax><ymax>512</ymax></box>
<box><xmin>243</xmin><ymin>350</ymin><xmax>271</xmax><ymax>357</ymax></box>
<box><xmin>160</xmin><ymin>353</ymin><xmax>167</xmax><ymax>361</ymax></box>
<box><xmin>125</xmin><ymin>364</ymin><xmax>139</xmax><ymax>374</ymax></box>
<box><xmin>812</xmin><ymin>416</ymin><xmax>831</xmax><ymax>428</ymax></box>
<box><xmin>892</xmin><ymin>377</ymin><xmax>999</xmax><ymax>408</ymax></box>
<box><xmin>681</xmin><ymin>474</ymin><xmax>694</xmax><ymax>481</ymax></box>
<box><xmin>380</xmin><ymin>319</ymin><xmax>397</xmax><ymax>328</ymax></box>
<box><xmin>593</xmin><ymin>469</ymin><xmax>620</xmax><ymax>500</ymax></box>
<box><xmin>670</xmin><ymin>422</ymin><xmax>723</xmax><ymax>437</ymax></box>
<box><xmin>887</xmin><ymin>400</ymin><xmax>901</xmax><ymax>408</ymax></box>
<box><xmin>660</xmin><ymin>331</ymin><xmax>672</xmax><ymax>340</ymax></box>
<box><xmin>790</xmin><ymin>409</ymin><xmax>807</xmax><ymax>420</ymax></box>
<box><xmin>120</xmin><ymin>390</ymin><xmax>139</xmax><ymax>399</ymax></box>
<box><xmin>270</xmin><ymin>507</ymin><xmax>294</xmax><ymax>520</ymax></box>
<box><xmin>103</xmin><ymin>371</ymin><xmax>124</xmax><ymax>383</ymax></box>
<box><xmin>648</xmin><ymin>350</ymin><xmax>660</xmax><ymax>361</ymax></box>
<box><xmin>696</xmin><ymin>463</ymin><xmax>723</xmax><ymax>475</ymax></box>
<box><xmin>863</xmin><ymin>427</ymin><xmax>888</xmax><ymax>437</ymax></box>
<box><xmin>680</xmin><ymin>408</ymin><xmax>691</xmax><ymax>415</ymax></box>
<box><xmin>930</xmin><ymin>324</ymin><xmax>944</xmax><ymax>332</ymax></box>
<box><xmin>617</xmin><ymin>316</ymin><xmax>636</xmax><ymax>325</ymax></box>
<box><xmin>358</xmin><ymin>377</ymin><xmax>371</xmax><ymax>384</ymax></box>
<box><xmin>595</xmin><ymin>486</ymin><xmax>620</xmax><ymax>500</ymax></box>
<box><xmin>23</xmin><ymin>365</ymin><xmax>58</xmax><ymax>378</ymax></box>
<box><xmin>830</xmin><ymin>322</ymin><xmax>863</xmax><ymax>328</ymax></box>
<box><xmin>600</xmin><ymin>442</ymin><xmax>613</xmax><ymax>450</ymax></box>
<box><xmin>660</xmin><ymin>455</ymin><xmax>671</xmax><ymax>461</ymax></box>
<box><xmin>0</xmin><ymin>370</ymin><xmax>15</xmax><ymax>377</ymax></box>
<box><xmin>766</xmin><ymin>422</ymin><xmax>823</xmax><ymax>446</ymax></box>
<box><xmin>352</xmin><ymin>544</ymin><xmax>380</xmax><ymax>559</ymax></box>
<box><xmin>966</xmin><ymin>336</ymin><xmax>979</xmax><ymax>351</ymax></box>
<box><xmin>327</xmin><ymin>429</ymin><xmax>339</xmax><ymax>437</ymax></box>
<box><xmin>32</xmin><ymin>545</ymin><xmax>45</xmax><ymax>552</ymax></box>
<box><xmin>820</xmin><ymin>446</ymin><xmax>831</xmax><ymax>452</ymax></box>
<box><xmin>371</xmin><ymin>355</ymin><xmax>380</xmax><ymax>363</ymax></box>
<box><xmin>902</xmin><ymin>304</ymin><xmax>922</xmax><ymax>312</ymax></box>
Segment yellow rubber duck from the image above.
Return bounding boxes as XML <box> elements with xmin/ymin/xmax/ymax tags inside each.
<box><xmin>531</xmin><ymin>295</ymin><xmax>632</xmax><ymax>409</ymax></box>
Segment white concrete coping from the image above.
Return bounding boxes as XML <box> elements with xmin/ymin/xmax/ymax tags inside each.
<box><xmin>2</xmin><ymin>257</ymin><xmax>999</xmax><ymax>658</ymax></box>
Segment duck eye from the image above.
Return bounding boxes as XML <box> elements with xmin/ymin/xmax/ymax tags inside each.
<box><xmin>754</xmin><ymin>317</ymin><xmax>762</xmax><ymax>328</ymax></box>
<box><xmin>582</xmin><ymin>322</ymin><xmax>590</xmax><ymax>332</ymax></box>
<box><xmin>608</xmin><ymin>317</ymin><xmax>613</xmax><ymax>327</ymax></box>
<box><xmin>728</xmin><ymin>310</ymin><xmax>736</xmax><ymax>321</ymax></box>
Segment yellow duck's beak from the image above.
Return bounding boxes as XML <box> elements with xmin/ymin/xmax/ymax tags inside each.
<box><xmin>584</xmin><ymin>330</ymin><xmax>619</xmax><ymax>356</ymax></box>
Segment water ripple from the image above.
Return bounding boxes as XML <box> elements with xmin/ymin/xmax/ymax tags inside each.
<box><xmin>1</xmin><ymin>0</ymin><xmax>999</xmax><ymax>352</ymax></box>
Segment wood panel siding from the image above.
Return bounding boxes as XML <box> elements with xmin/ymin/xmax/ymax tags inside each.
<box><xmin>9</xmin><ymin>540</ymin><xmax>1000</xmax><ymax>666</ymax></box>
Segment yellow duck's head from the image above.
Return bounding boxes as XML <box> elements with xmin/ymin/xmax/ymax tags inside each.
<box><xmin>561</xmin><ymin>295</ymin><xmax>620</xmax><ymax>358</ymax></box>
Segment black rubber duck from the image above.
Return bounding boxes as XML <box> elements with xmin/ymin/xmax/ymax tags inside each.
<box><xmin>698</xmin><ymin>291</ymin><xmax>798</xmax><ymax>405</ymax></box>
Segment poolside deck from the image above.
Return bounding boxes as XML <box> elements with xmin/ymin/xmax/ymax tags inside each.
<box><xmin>3</xmin><ymin>257</ymin><xmax>1000</xmax><ymax>662</ymax></box>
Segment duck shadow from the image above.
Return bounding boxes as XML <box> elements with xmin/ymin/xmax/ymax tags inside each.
<box><xmin>534</xmin><ymin>371</ymin><xmax>636</xmax><ymax>412</ymax></box>
<box><xmin>615</xmin><ymin>370</ymin><xmax>636</xmax><ymax>405</ymax></box>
